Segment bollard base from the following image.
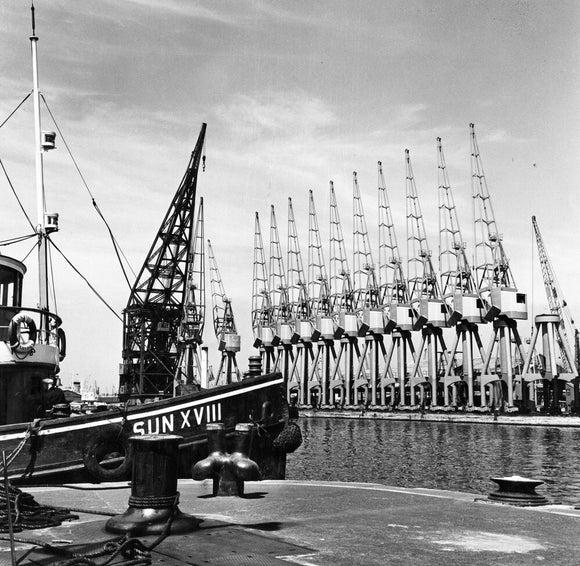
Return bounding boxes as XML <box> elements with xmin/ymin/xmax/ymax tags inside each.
<box><xmin>215</xmin><ymin>478</ymin><xmax>244</xmax><ymax>497</ymax></box>
<box><xmin>105</xmin><ymin>506</ymin><xmax>201</xmax><ymax>535</ymax></box>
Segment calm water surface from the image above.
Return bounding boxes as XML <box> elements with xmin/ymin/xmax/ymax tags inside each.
<box><xmin>286</xmin><ymin>417</ymin><xmax>580</xmax><ymax>506</ymax></box>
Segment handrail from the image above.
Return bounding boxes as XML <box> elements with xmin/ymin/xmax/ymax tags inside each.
<box><xmin>0</xmin><ymin>305</ymin><xmax>63</xmax><ymax>345</ymax></box>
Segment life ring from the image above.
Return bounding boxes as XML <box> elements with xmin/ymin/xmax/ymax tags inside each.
<box><xmin>57</xmin><ymin>328</ymin><xmax>66</xmax><ymax>361</ymax></box>
<box><xmin>83</xmin><ymin>425</ymin><xmax>133</xmax><ymax>481</ymax></box>
<box><xmin>8</xmin><ymin>314</ymin><xmax>37</xmax><ymax>354</ymax></box>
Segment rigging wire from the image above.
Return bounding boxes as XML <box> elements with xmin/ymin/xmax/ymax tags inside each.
<box><xmin>48</xmin><ymin>237</ymin><xmax>58</xmax><ymax>317</ymax></box>
<box><xmin>21</xmin><ymin>240</ymin><xmax>37</xmax><ymax>263</ymax></box>
<box><xmin>0</xmin><ymin>234</ymin><xmax>36</xmax><ymax>247</ymax></box>
<box><xmin>47</xmin><ymin>237</ymin><xmax>123</xmax><ymax>323</ymax></box>
<box><xmin>40</xmin><ymin>94</ymin><xmax>136</xmax><ymax>288</ymax></box>
<box><xmin>0</xmin><ymin>92</ymin><xmax>32</xmax><ymax>131</ymax></box>
<box><xmin>0</xmin><ymin>157</ymin><xmax>35</xmax><ymax>231</ymax></box>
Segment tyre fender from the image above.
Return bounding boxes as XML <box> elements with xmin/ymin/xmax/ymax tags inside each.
<box><xmin>83</xmin><ymin>425</ymin><xmax>133</xmax><ymax>481</ymax></box>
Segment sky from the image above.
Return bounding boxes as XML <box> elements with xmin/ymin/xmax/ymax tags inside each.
<box><xmin>0</xmin><ymin>0</ymin><xmax>578</xmax><ymax>392</ymax></box>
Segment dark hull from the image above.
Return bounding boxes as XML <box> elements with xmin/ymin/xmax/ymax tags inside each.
<box><xmin>0</xmin><ymin>372</ymin><xmax>288</xmax><ymax>484</ymax></box>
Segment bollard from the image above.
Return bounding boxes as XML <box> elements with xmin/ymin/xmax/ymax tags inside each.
<box><xmin>106</xmin><ymin>434</ymin><xmax>199</xmax><ymax>535</ymax></box>
<box><xmin>192</xmin><ymin>423</ymin><xmax>260</xmax><ymax>496</ymax></box>
<box><xmin>192</xmin><ymin>423</ymin><xmax>229</xmax><ymax>496</ymax></box>
<box><xmin>229</xmin><ymin>423</ymin><xmax>260</xmax><ymax>495</ymax></box>
<box><xmin>488</xmin><ymin>475</ymin><xmax>549</xmax><ymax>506</ymax></box>
<box><xmin>247</xmin><ymin>356</ymin><xmax>263</xmax><ymax>377</ymax></box>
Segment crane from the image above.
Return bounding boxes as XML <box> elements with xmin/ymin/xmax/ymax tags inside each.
<box><xmin>405</xmin><ymin>149</ymin><xmax>447</xmax><ymax>407</ymax></box>
<box><xmin>207</xmin><ymin>239</ymin><xmax>241</xmax><ymax>385</ymax></box>
<box><xmin>251</xmin><ymin>211</ymin><xmax>279</xmax><ymax>372</ymax></box>
<box><xmin>120</xmin><ymin>123</ymin><xmax>206</xmax><ymax>400</ymax></box>
<box><xmin>520</xmin><ymin>216</ymin><xmax>578</xmax><ymax>412</ymax></box>
<box><xmin>307</xmin><ymin>189</ymin><xmax>335</xmax><ymax>406</ymax></box>
<box><xmin>352</xmin><ymin>171</ymin><xmax>382</xmax><ymax>404</ymax></box>
<box><xmin>470</xmin><ymin>123</ymin><xmax>527</xmax><ymax>409</ymax></box>
<box><xmin>437</xmin><ymin>137</ymin><xmax>486</xmax><ymax>407</ymax></box>
<box><xmin>377</xmin><ymin>160</ymin><xmax>416</xmax><ymax>407</ymax></box>
<box><xmin>328</xmin><ymin>181</ymin><xmax>359</xmax><ymax>406</ymax></box>
<box><xmin>532</xmin><ymin>215</ymin><xmax>577</xmax><ymax>368</ymax></box>
<box><xmin>286</xmin><ymin>197</ymin><xmax>316</xmax><ymax>402</ymax></box>
<box><xmin>269</xmin><ymin>205</ymin><xmax>297</xmax><ymax>379</ymax></box>
<box><xmin>174</xmin><ymin>197</ymin><xmax>206</xmax><ymax>391</ymax></box>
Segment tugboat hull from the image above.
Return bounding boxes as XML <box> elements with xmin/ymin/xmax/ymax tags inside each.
<box><xmin>0</xmin><ymin>372</ymin><xmax>289</xmax><ymax>484</ymax></box>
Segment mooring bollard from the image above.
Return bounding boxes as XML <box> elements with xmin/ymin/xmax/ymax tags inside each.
<box><xmin>106</xmin><ymin>434</ymin><xmax>199</xmax><ymax>535</ymax></box>
<box><xmin>488</xmin><ymin>475</ymin><xmax>549</xmax><ymax>506</ymax></box>
<box><xmin>192</xmin><ymin>423</ymin><xmax>260</xmax><ymax>496</ymax></box>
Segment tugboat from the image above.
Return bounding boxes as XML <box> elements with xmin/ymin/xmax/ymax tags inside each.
<box><xmin>0</xmin><ymin>6</ymin><xmax>291</xmax><ymax>484</ymax></box>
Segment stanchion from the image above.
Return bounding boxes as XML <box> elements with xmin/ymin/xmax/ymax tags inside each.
<box><xmin>106</xmin><ymin>434</ymin><xmax>199</xmax><ymax>535</ymax></box>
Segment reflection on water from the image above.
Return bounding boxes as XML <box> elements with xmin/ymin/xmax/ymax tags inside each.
<box><xmin>286</xmin><ymin>417</ymin><xmax>580</xmax><ymax>506</ymax></box>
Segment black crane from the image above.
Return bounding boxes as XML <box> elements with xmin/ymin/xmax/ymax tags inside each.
<box><xmin>119</xmin><ymin>123</ymin><xmax>207</xmax><ymax>400</ymax></box>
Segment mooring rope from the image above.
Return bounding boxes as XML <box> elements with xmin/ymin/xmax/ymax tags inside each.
<box><xmin>0</xmin><ymin>483</ymin><xmax>78</xmax><ymax>533</ymax></box>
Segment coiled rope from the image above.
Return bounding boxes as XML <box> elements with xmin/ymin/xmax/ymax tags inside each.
<box><xmin>0</xmin><ymin>484</ymin><xmax>78</xmax><ymax>533</ymax></box>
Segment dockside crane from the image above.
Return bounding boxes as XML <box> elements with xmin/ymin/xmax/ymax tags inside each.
<box><xmin>470</xmin><ymin>123</ymin><xmax>527</xmax><ymax>408</ymax></box>
<box><xmin>307</xmin><ymin>189</ymin><xmax>335</xmax><ymax>406</ymax></box>
<box><xmin>207</xmin><ymin>239</ymin><xmax>241</xmax><ymax>385</ymax></box>
<box><xmin>286</xmin><ymin>197</ymin><xmax>317</xmax><ymax>402</ymax></box>
<box><xmin>377</xmin><ymin>160</ymin><xmax>416</xmax><ymax>406</ymax></box>
<box><xmin>352</xmin><ymin>172</ymin><xmax>382</xmax><ymax>403</ymax></box>
<box><xmin>251</xmin><ymin>212</ymin><xmax>279</xmax><ymax>372</ymax></box>
<box><xmin>437</xmin><ymin>137</ymin><xmax>486</xmax><ymax>407</ymax></box>
<box><xmin>120</xmin><ymin>123</ymin><xmax>206</xmax><ymax>400</ymax></box>
<box><xmin>328</xmin><ymin>181</ymin><xmax>359</xmax><ymax>406</ymax></box>
<box><xmin>175</xmin><ymin>197</ymin><xmax>206</xmax><ymax>391</ymax></box>
<box><xmin>520</xmin><ymin>216</ymin><xmax>579</xmax><ymax>411</ymax></box>
<box><xmin>269</xmin><ymin>205</ymin><xmax>297</xmax><ymax>379</ymax></box>
<box><xmin>405</xmin><ymin>149</ymin><xmax>448</xmax><ymax>407</ymax></box>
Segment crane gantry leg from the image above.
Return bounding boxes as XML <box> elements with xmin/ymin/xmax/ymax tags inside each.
<box><xmin>479</xmin><ymin>317</ymin><xmax>526</xmax><ymax>409</ymax></box>
<box><xmin>521</xmin><ymin>314</ymin><xmax>579</xmax><ymax>413</ymax></box>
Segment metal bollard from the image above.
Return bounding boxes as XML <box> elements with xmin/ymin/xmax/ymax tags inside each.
<box><xmin>192</xmin><ymin>423</ymin><xmax>260</xmax><ymax>496</ymax></box>
<box><xmin>488</xmin><ymin>475</ymin><xmax>549</xmax><ymax>506</ymax></box>
<box><xmin>106</xmin><ymin>434</ymin><xmax>199</xmax><ymax>535</ymax></box>
<box><xmin>192</xmin><ymin>423</ymin><xmax>229</xmax><ymax>496</ymax></box>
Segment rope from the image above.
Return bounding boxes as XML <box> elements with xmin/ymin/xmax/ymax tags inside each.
<box><xmin>128</xmin><ymin>493</ymin><xmax>179</xmax><ymax>510</ymax></box>
<box><xmin>0</xmin><ymin>421</ymin><xmax>41</xmax><ymax>474</ymax></box>
<box><xmin>0</xmin><ymin>483</ymin><xmax>78</xmax><ymax>533</ymax></box>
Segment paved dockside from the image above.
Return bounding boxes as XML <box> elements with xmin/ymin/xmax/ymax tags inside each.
<box><xmin>2</xmin><ymin>480</ymin><xmax>578</xmax><ymax>565</ymax></box>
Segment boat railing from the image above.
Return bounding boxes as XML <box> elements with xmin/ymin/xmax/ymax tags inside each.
<box><xmin>0</xmin><ymin>305</ymin><xmax>63</xmax><ymax>346</ymax></box>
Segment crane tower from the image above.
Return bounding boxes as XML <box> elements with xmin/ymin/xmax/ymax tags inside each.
<box><xmin>120</xmin><ymin>123</ymin><xmax>206</xmax><ymax>400</ymax></box>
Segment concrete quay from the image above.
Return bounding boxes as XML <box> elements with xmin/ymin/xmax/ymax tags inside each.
<box><xmin>299</xmin><ymin>407</ymin><xmax>580</xmax><ymax>427</ymax></box>
<box><xmin>2</xmin><ymin>479</ymin><xmax>579</xmax><ymax>565</ymax></box>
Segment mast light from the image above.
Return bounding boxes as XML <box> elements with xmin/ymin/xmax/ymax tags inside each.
<box><xmin>41</xmin><ymin>131</ymin><xmax>56</xmax><ymax>151</ymax></box>
<box><xmin>45</xmin><ymin>212</ymin><xmax>59</xmax><ymax>233</ymax></box>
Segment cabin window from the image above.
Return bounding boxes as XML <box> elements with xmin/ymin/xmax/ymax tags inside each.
<box><xmin>441</xmin><ymin>305</ymin><xmax>447</xmax><ymax>314</ymax></box>
<box><xmin>476</xmin><ymin>299</ymin><xmax>484</xmax><ymax>308</ymax></box>
<box><xmin>516</xmin><ymin>293</ymin><xmax>526</xmax><ymax>304</ymax></box>
<box><xmin>0</xmin><ymin>266</ymin><xmax>23</xmax><ymax>307</ymax></box>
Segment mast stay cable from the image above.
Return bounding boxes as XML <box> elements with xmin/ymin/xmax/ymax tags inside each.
<box><xmin>0</xmin><ymin>157</ymin><xmax>36</xmax><ymax>231</ymax></box>
<box><xmin>40</xmin><ymin>94</ymin><xmax>136</xmax><ymax>289</ymax></box>
<box><xmin>48</xmin><ymin>237</ymin><xmax>123</xmax><ymax>323</ymax></box>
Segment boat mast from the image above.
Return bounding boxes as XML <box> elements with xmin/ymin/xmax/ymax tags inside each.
<box><xmin>30</xmin><ymin>3</ymin><xmax>49</xmax><ymax>326</ymax></box>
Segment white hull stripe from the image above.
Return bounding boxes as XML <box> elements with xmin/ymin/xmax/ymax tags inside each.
<box><xmin>0</xmin><ymin>376</ymin><xmax>284</xmax><ymax>442</ymax></box>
